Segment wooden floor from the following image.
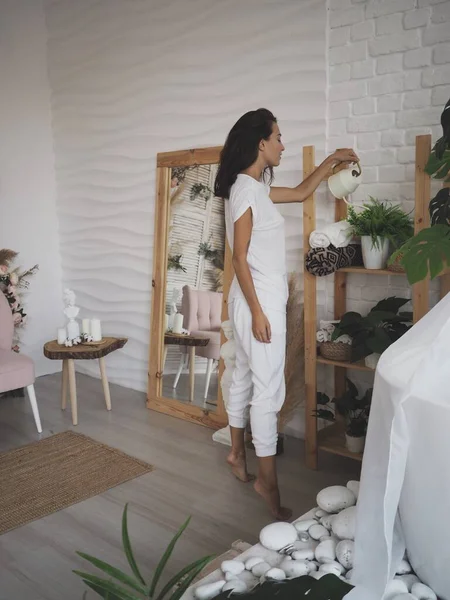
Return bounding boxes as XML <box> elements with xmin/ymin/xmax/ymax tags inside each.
<box><xmin>0</xmin><ymin>372</ymin><xmax>360</xmax><ymax>600</ymax></box>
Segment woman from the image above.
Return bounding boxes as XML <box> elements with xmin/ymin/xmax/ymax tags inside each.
<box><xmin>214</xmin><ymin>108</ymin><xmax>358</xmax><ymax>520</ymax></box>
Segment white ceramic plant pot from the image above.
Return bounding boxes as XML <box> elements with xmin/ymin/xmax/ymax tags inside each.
<box><xmin>345</xmin><ymin>434</ymin><xmax>365</xmax><ymax>454</ymax></box>
<box><xmin>365</xmin><ymin>353</ymin><xmax>381</xmax><ymax>369</ymax></box>
<box><xmin>361</xmin><ymin>236</ymin><xmax>390</xmax><ymax>270</ymax></box>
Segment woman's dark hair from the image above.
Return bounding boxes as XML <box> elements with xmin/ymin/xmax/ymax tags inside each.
<box><xmin>214</xmin><ymin>108</ymin><xmax>277</xmax><ymax>199</ymax></box>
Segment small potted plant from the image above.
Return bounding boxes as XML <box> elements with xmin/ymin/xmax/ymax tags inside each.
<box><xmin>332</xmin><ymin>297</ymin><xmax>412</xmax><ymax>369</ymax></box>
<box><xmin>315</xmin><ymin>379</ymin><xmax>372</xmax><ymax>454</ymax></box>
<box><xmin>346</xmin><ymin>197</ymin><xmax>413</xmax><ymax>270</ymax></box>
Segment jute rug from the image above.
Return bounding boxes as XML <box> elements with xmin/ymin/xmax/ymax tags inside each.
<box><xmin>0</xmin><ymin>431</ymin><xmax>153</xmax><ymax>535</ymax></box>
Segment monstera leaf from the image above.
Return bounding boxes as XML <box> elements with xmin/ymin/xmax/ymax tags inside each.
<box><xmin>215</xmin><ymin>574</ymin><xmax>352</xmax><ymax>600</ymax></box>
<box><xmin>429</xmin><ymin>188</ymin><xmax>450</xmax><ymax>226</ymax></box>
<box><xmin>391</xmin><ymin>225</ymin><xmax>450</xmax><ymax>284</ymax></box>
<box><xmin>425</xmin><ymin>147</ymin><xmax>450</xmax><ymax>182</ymax></box>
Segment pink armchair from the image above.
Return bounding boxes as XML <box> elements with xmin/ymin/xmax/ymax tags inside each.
<box><xmin>173</xmin><ymin>285</ymin><xmax>222</xmax><ymax>399</ymax></box>
<box><xmin>0</xmin><ymin>291</ymin><xmax>42</xmax><ymax>432</ymax></box>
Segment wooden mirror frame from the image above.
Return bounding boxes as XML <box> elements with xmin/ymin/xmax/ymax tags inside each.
<box><xmin>147</xmin><ymin>146</ymin><xmax>231</xmax><ymax>429</ymax></box>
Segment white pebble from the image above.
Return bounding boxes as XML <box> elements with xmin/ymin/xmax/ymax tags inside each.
<box><xmin>252</xmin><ymin>562</ymin><xmax>271</xmax><ymax>577</ymax></box>
<box><xmin>225</xmin><ymin>572</ymin><xmax>236</xmax><ymax>582</ymax></box>
<box><xmin>222</xmin><ymin>579</ymin><xmax>248</xmax><ymax>594</ymax></box>
<box><xmin>411</xmin><ymin>583</ymin><xmax>437</xmax><ymax>600</ymax></box>
<box><xmin>309</xmin><ymin>523</ymin><xmax>329</xmax><ymax>540</ymax></box>
<box><xmin>346</xmin><ymin>569</ymin><xmax>353</xmax><ymax>581</ymax></box>
<box><xmin>281</xmin><ymin>559</ymin><xmax>309</xmax><ymax>578</ymax></box>
<box><xmin>194</xmin><ymin>580</ymin><xmax>226</xmax><ymax>600</ymax></box>
<box><xmin>396</xmin><ymin>559</ymin><xmax>413</xmax><ymax>575</ymax></box>
<box><xmin>317</xmin><ymin>486</ymin><xmax>356</xmax><ymax>513</ymax></box>
<box><xmin>384</xmin><ymin>579</ymin><xmax>409</xmax><ymax>600</ymax></box>
<box><xmin>294</xmin><ymin>519</ymin><xmax>317</xmax><ymax>533</ymax></box>
<box><xmin>315</xmin><ymin>539</ymin><xmax>337</xmax><ymax>564</ymax></box>
<box><xmin>320</xmin><ymin>514</ymin><xmax>335</xmax><ymax>530</ymax></box>
<box><xmin>390</xmin><ymin>595</ymin><xmax>417</xmax><ymax>600</ymax></box>
<box><xmin>319</xmin><ymin>561</ymin><xmax>344</xmax><ymax>576</ymax></box>
<box><xmin>244</xmin><ymin>557</ymin><xmax>264</xmax><ymax>571</ymax></box>
<box><xmin>259</xmin><ymin>522</ymin><xmax>297</xmax><ymax>552</ymax></box>
<box><xmin>307</xmin><ymin>561</ymin><xmax>318</xmax><ymax>573</ymax></box>
<box><xmin>239</xmin><ymin>571</ymin><xmax>259</xmax><ymax>588</ymax></box>
<box><xmin>336</xmin><ymin>540</ymin><xmax>354</xmax><ymax>570</ymax></box>
<box><xmin>265</xmin><ymin>568</ymin><xmax>286</xmax><ymax>581</ymax></box>
<box><xmin>346</xmin><ymin>481</ymin><xmax>360</xmax><ymax>500</ymax></box>
<box><xmin>310</xmin><ymin>571</ymin><xmax>322</xmax><ymax>580</ymax></box>
<box><xmin>292</xmin><ymin>549</ymin><xmax>315</xmax><ymax>561</ymax></box>
<box><xmin>315</xmin><ymin>509</ymin><xmax>328</xmax><ymax>518</ymax></box>
<box><xmin>396</xmin><ymin>575</ymin><xmax>420</xmax><ymax>591</ymax></box>
<box><xmin>221</xmin><ymin>560</ymin><xmax>245</xmax><ymax>576</ymax></box>
<box><xmin>332</xmin><ymin>506</ymin><xmax>357</xmax><ymax>540</ymax></box>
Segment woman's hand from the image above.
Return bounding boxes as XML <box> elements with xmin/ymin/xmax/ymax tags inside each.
<box><xmin>330</xmin><ymin>148</ymin><xmax>359</xmax><ymax>165</ymax></box>
<box><xmin>252</xmin><ymin>309</ymin><xmax>272</xmax><ymax>343</ymax></box>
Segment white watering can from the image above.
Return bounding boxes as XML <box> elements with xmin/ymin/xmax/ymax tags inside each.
<box><xmin>328</xmin><ymin>162</ymin><xmax>362</xmax><ymax>200</ymax></box>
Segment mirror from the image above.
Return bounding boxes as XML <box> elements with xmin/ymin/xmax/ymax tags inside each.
<box><xmin>148</xmin><ymin>147</ymin><xmax>230</xmax><ymax>429</ymax></box>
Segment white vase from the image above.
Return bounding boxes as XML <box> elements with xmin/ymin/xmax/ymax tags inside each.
<box><xmin>345</xmin><ymin>434</ymin><xmax>365</xmax><ymax>454</ymax></box>
<box><xmin>365</xmin><ymin>353</ymin><xmax>381</xmax><ymax>369</ymax></box>
<box><xmin>361</xmin><ymin>236</ymin><xmax>390</xmax><ymax>270</ymax></box>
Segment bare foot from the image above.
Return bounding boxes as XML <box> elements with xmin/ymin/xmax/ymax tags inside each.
<box><xmin>227</xmin><ymin>452</ymin><xmax>255</xmax><ymax>483</ymax></box>
<box><xmin>254</xmin><ymin>479</ymin><xmax>292</xmax><ymax>521</ymax></box>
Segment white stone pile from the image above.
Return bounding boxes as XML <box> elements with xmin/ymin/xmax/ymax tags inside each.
<box><xmin>194</xmin><ymin>481</ymin><xmax>438</xmax><ymax>600</ymax></box>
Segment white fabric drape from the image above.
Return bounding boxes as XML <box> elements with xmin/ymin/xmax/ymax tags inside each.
<box><xmin>346</xmin><ymin>292</ymin><xmax>450</xmax><ymax>600</ymax></box>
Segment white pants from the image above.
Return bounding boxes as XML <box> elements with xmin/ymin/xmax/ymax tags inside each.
<box><xmin>227</xmin><ymin>299</ymin><xmax>286</xmax><ymax>457</ymax></box>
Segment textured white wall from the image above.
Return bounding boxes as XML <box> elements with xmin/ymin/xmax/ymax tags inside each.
<box><xmin>44</xmin><ymin>0</ymin><xmax>328</xmax><ymax>401</ymax></box>
<box><xmin>0</xmin><ymin>0</ymin><xmax>63</xmax><ymax>375</ymax></box>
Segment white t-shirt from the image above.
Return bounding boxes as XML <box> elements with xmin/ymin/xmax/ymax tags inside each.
<box><xmin>225</xmin><ymin>173</ymin><xmax>288</xmax><ymax>312</ymax></box>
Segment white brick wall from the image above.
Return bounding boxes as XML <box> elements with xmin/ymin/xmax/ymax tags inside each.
<box><xmin>327</xmin><ymin>0</ymin><xmax>448</xmax><ymax>322</ymax></box>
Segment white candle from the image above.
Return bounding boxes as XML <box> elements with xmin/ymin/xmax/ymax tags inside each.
<box><xmin>90</xmin><ymin>318</ymin><xmax>102</xmax><ymax>341</ymax></box>
<box><xmin>173</xmin><ymin>313</ymin><xmax>183</xmax><ymax>334</ymax></box>
<box><xmin>82</xmin><ymin>318</ymin><xmax>90</xmax><ymax>335</ymax></box>
<box><xmin>165</xmin><ymin>314</ymin><xmax>169</xmax><ymax>331</ymax></box>
<box><xmin>57</xmin><ymin>327</ymin><xmax>66</xmax><ymax>344</ymax></box>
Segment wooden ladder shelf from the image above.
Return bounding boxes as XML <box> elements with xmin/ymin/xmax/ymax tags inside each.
<box><xmin>302</xmin><ymin>135</ymin><xmax>450</xmax><ymax>470</ymax></box>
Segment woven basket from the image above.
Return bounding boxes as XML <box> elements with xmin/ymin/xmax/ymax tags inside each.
<box><xmin>319</xmin><ymin>341</ymin><xmax>352</xmax><ymax>362</ymax></box>
<box><xmin>387</xmin><ymin>252</ymin><xmax>405</xmax><ymax>273</ymax></box>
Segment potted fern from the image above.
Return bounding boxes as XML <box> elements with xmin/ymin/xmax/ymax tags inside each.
<box><xmin>346</xmin><ymin>198</ymin><xmax>413</xmax><ymax>270</ymax></box>
<box><xmin>315</xmin><ymin>379</ymin><xmax>373</xmax><ymax>454</ymax></box>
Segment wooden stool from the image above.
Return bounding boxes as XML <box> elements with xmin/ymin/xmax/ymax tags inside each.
<box><xmin>43</xmin><ymin>337</ymin><xmax>127</xmax><ymax>426</ymax></box>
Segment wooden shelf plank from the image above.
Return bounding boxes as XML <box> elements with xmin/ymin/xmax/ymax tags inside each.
<box><xmin>339</xmin><ymin>266</ymin><xmax>405</xmax><ymax>276</ymax></box>
<box><xmin>317</xmin><ymin>356</ymin><xmax>374</xmax><ymax>372</ymax></box>
<box><xmin>318</xmin><ymin>423</ymin><xmax>363</xmax><ymax>461</ymax></box>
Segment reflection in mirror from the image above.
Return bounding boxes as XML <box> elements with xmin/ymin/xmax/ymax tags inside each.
<box><xmin>162</xmin><ymin>163</ymin><xmax>225</xmax><ymax>410</ymax></box>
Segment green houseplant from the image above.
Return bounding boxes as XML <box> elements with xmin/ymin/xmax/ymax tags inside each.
<box><xmin>167</xmin><ymin>254</ymin><xmax>187</xmax><ymax>273</ymax></box>
<box><xmin>74</xmin><ymin>504</ymin><xmax>214</xmax><ymax>600</ymax></box>
<box><xmin>346</xmin><ymin>198</ymin><xmax>413</xmax><ymax>270</ymax></box>
<box><xmin>389</xmin><ymin>98</ymin><xmax>450</xmax><ymax>283</ymax></box>
<box><xmin>315</xmin><ymin>379</ymin><xmax>372</xmax><ymax>454</ymax></box>
<box><xmin>332</xmin><ymin>297</ymin><xmax>412</xmax><ymax>367</ymax></box>
<box><xmin>190</xmin><ymin>183</ymin><xmax>212</xmax><ymax>203</ymax></box>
